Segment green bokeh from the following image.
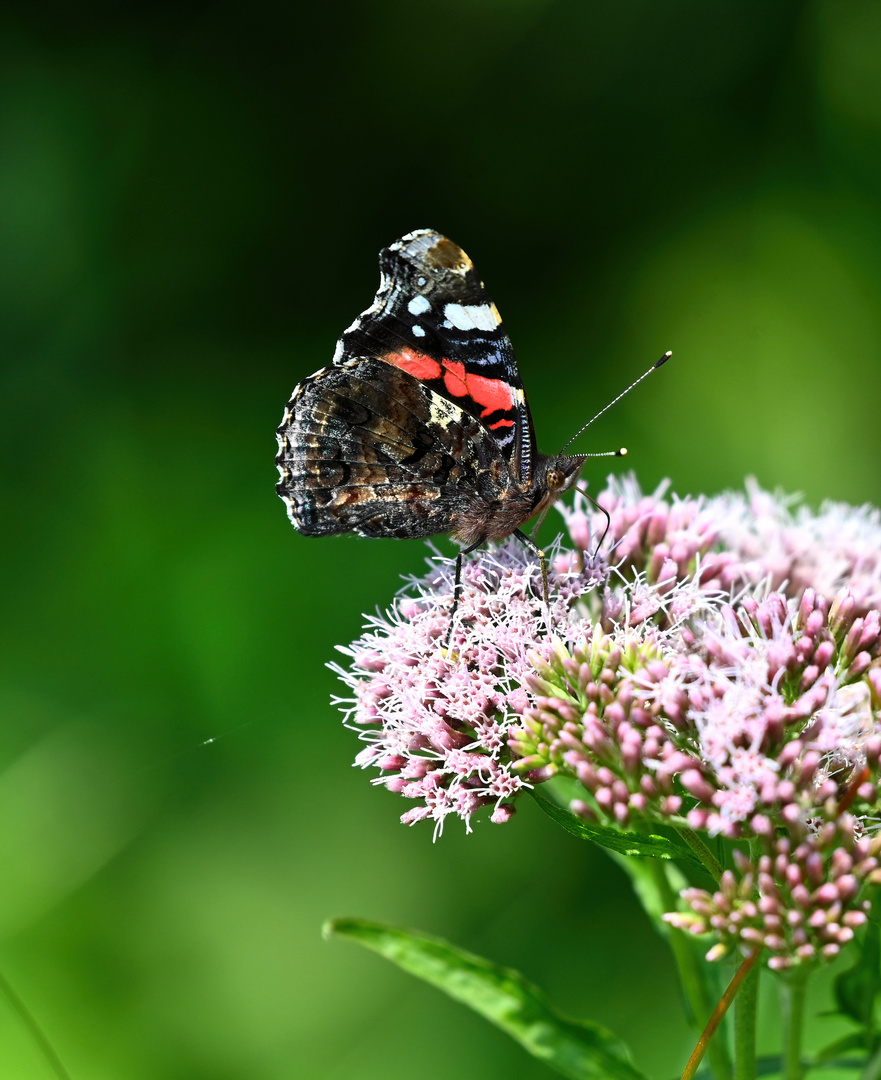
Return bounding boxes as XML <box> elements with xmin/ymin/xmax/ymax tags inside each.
<box><xmin>2</xmin><ymin>2</ymin><xmax>880</xmax><ymax>1076</ymax></box>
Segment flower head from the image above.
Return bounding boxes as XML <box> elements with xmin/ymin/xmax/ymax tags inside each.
<box><xmin>332</xmin><ymin>476</ymin><xmax>881</xmax><ymax>965</ymax></box>
<box><xmin>333</xmin><ymin>540</ymin><xmax>596</xmax><ymax>836</ymax></box>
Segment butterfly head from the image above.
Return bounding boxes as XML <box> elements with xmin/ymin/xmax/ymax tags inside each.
<box><xmin>529</xmin><ymin>453</ymin><xmax>590</xmax><ymax>521</ymax></box>
<box><xmin>531</xmin><ymin>446</ymin><xmax>627</xmax><ymax>522</ymax></box>
<box><xmin>543</xmin><ymin>454</ymin><xmax>588</xmax><ymax>496</ymax></box>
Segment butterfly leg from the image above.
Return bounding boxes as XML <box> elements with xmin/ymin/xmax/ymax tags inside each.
<box><xmin>445</xmin><ymin>540</ymin><xmax>483</xmax><ymax>649</ymax></box>
<box><xmin>512</xmin><ymin>529</ymin><xmax>549</xmax><ymax>607</ymax></box>
<box><xmin>529</xmin><ymin>503</ymin><xmax>553</xmax><ymax>546</ymax></box>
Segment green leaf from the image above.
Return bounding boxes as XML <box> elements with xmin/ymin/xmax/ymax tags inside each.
<box><xmin>325</xmin><ymin>918</ymin><xmax>647</xmax><ymax>1080</ymax></box>
<box><xmin>813</xmin><ymin>1031</ymin><xmax>872</xmax><ymax>1063</ymax></box>
<box><xmin>833</xmin><ymin>894</ymin><xmax>881</xmax><ymax>1031</ymax></box>
<box><xmin>528</xmin><ymin>787</ymin><xmax>703</xmax><ymax>870</ymax></box>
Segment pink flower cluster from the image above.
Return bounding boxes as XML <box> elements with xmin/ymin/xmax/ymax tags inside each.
<box><xmin>333</xmin><ymin>476</ymin><xmax>881</xmax><ymax>965</ymax></box>
<box><xmin>669</xmin><ymin>832</ymin><xmax>879</xmax><ymax>970</ymax></box>
<box><xmin>332</xmin><ymin>542</ymin><xmax>598</xmax><ymax>836</ymax></box>
<box><xmin>589</xmin><ymin>474</ymin><xmax>881</xmax><ymax>615</ymax></box>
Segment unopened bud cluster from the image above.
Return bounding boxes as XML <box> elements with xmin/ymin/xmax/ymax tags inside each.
<box><xmin>668</xmin><ymin>831</ymin><xmax>881</xmax><ymax>969</ymax></box>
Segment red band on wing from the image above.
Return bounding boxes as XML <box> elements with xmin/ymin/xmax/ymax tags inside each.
<box><xmin>380</xmin><ymin>351</ymin><xmax>516</xmax><ymax>425</ymax></box>
<box><xmin>381</xmin><ymin>349</ymin><xmax>443</xmax><ymax>380</ymax></box>
<box><xmin>440</xmin><ymin>359</ymin><xmax>515</xmax><ymax>418</ymax></box>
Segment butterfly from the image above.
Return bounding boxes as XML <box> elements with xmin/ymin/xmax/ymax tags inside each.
<box><xmin>275</xmin><ymin>229</ymin><xmax>663</xmax><ymax>631</ymax></box>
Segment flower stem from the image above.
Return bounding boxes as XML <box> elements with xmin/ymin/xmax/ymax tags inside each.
<box><xmin>780</xmin><ymin>969</ymin><xmax>809</xmax><ymax>1080</ymax></box>
<box><xmin>733</xmin><ymin>949</ymin><xmax>760</xmax><ymax>1080</ymax></box>
<box><xmin>675</xmin><ymin>826</ymin><xmax>724</xmax><ymax>884</ymax></box>
<box><xmin>681</xmin><ymin>947</ymin><xmax>762</xmax><ymax>1080</ymax></box>
<box><xmin>647</xmin><ymin>858</ymin><xmax>732</xmax><ymax>1080</ymax></box>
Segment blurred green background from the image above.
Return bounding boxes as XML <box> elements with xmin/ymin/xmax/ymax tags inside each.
<box><xmin>3</xmin><ymin>1</ymin><xmax>881</xmax><ymax>1077</ymax></box>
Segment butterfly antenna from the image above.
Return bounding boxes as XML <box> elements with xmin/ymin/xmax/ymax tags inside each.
<box><xmin>559</xmin><ymin>351</ymin><xmax>671</xmax><ymax>453</ymax></box>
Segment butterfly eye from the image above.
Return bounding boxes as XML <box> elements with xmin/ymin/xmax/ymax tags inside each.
<box><xmin>547</xmin><ymin>469</ymin><xmax>565</xmax><ymax>491</ymax></box>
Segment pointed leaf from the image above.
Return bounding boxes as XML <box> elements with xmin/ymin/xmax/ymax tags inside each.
<box><xmin>528</xmin><ymin>787</ymin><xmax>702</xmax><ymax>870</ymax></box>
<box><xmin>813</xmin><ymin>1031</ymin><xmax>871</xmax><ymax>1063</ymax></box>
<box><xmin>325</xmin><ymin>918</ymin><xmax>647</xmax><ymax>1080</ymax></box>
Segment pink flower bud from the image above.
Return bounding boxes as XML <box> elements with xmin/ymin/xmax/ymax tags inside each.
<box><xmin>813</xmin><ymin>883</ymin><xmax>839</xmax><ymax>906</ymax></box>
<box><xmin>843</xmin><ymin>910</ymin><xmax>868</xmax><ymax>928</ymax></box>
<box><xmin>850</xmin><ymin>651</ymin><xmax>872</xmax><ymax>676</ymax></box>
<box><xmin>595</xmin><ymin>788</ymin><xmax>613</xmax><ymax>810</ymax></box>
<box><xmin>681</xmin><ymin>768</ymin><xmax>715</xmax><ymax>802</ymax></box>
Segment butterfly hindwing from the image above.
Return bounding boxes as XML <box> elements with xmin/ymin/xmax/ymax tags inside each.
<box><xmin>276</xmin><ymin>358</ymin><xmax>513</xmax><ymax>539</ymax></box>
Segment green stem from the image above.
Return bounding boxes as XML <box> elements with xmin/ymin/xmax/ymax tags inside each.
<box><xmin>780</xmin><ymin>970</ymin><xmax>809</xmax><ymax>1080</ymax></box>
<box><xmin>682</xmin><ymin>948</ymin><xmax>761</xmax><ymax>1080</ymax></box>
<box><xmin>733</xmin><ymin>950</ymin><xmax>760</xmax><ymax>1080</ymax></box>
<box><xmin>733</xmin><ymin>837</ymin><xmax>761</xmax><ymax>1080</ymax></box>
<box><xmin>675</xmin><ymin>826</ymin><xmax>724</xmax><ymax>884</ymax></box>
<box><xmin>648</xmin><ymin>858</ymin><xmax>732</xmax><ymax>1080</ymax></box>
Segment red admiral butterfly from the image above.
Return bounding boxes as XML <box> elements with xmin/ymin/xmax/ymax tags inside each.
<box><xmin>275</xmin><ymin>229</ymin><xmax>666</xmax><ymax>627</ymax></box>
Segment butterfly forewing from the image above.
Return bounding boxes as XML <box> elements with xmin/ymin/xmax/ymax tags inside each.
<box><xmin>331</xmin><ymin>229</ymin><xmax>536</xmax><ymax>485</ymax></box>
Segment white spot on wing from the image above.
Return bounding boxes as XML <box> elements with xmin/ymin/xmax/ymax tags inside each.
<box><xmin>443</xmin><ymin>302</ymin><xmax>500</xmax><ymax>332</ymax></box>
<box><xmin>412</xmin><ymin>325</ymin><xmax>425</xmax><ymax>337</ymax></box>
<box><xmin>407</xmin><ymin>295</ymin><xmax>431</xmax><ymax>316</ymax></box>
